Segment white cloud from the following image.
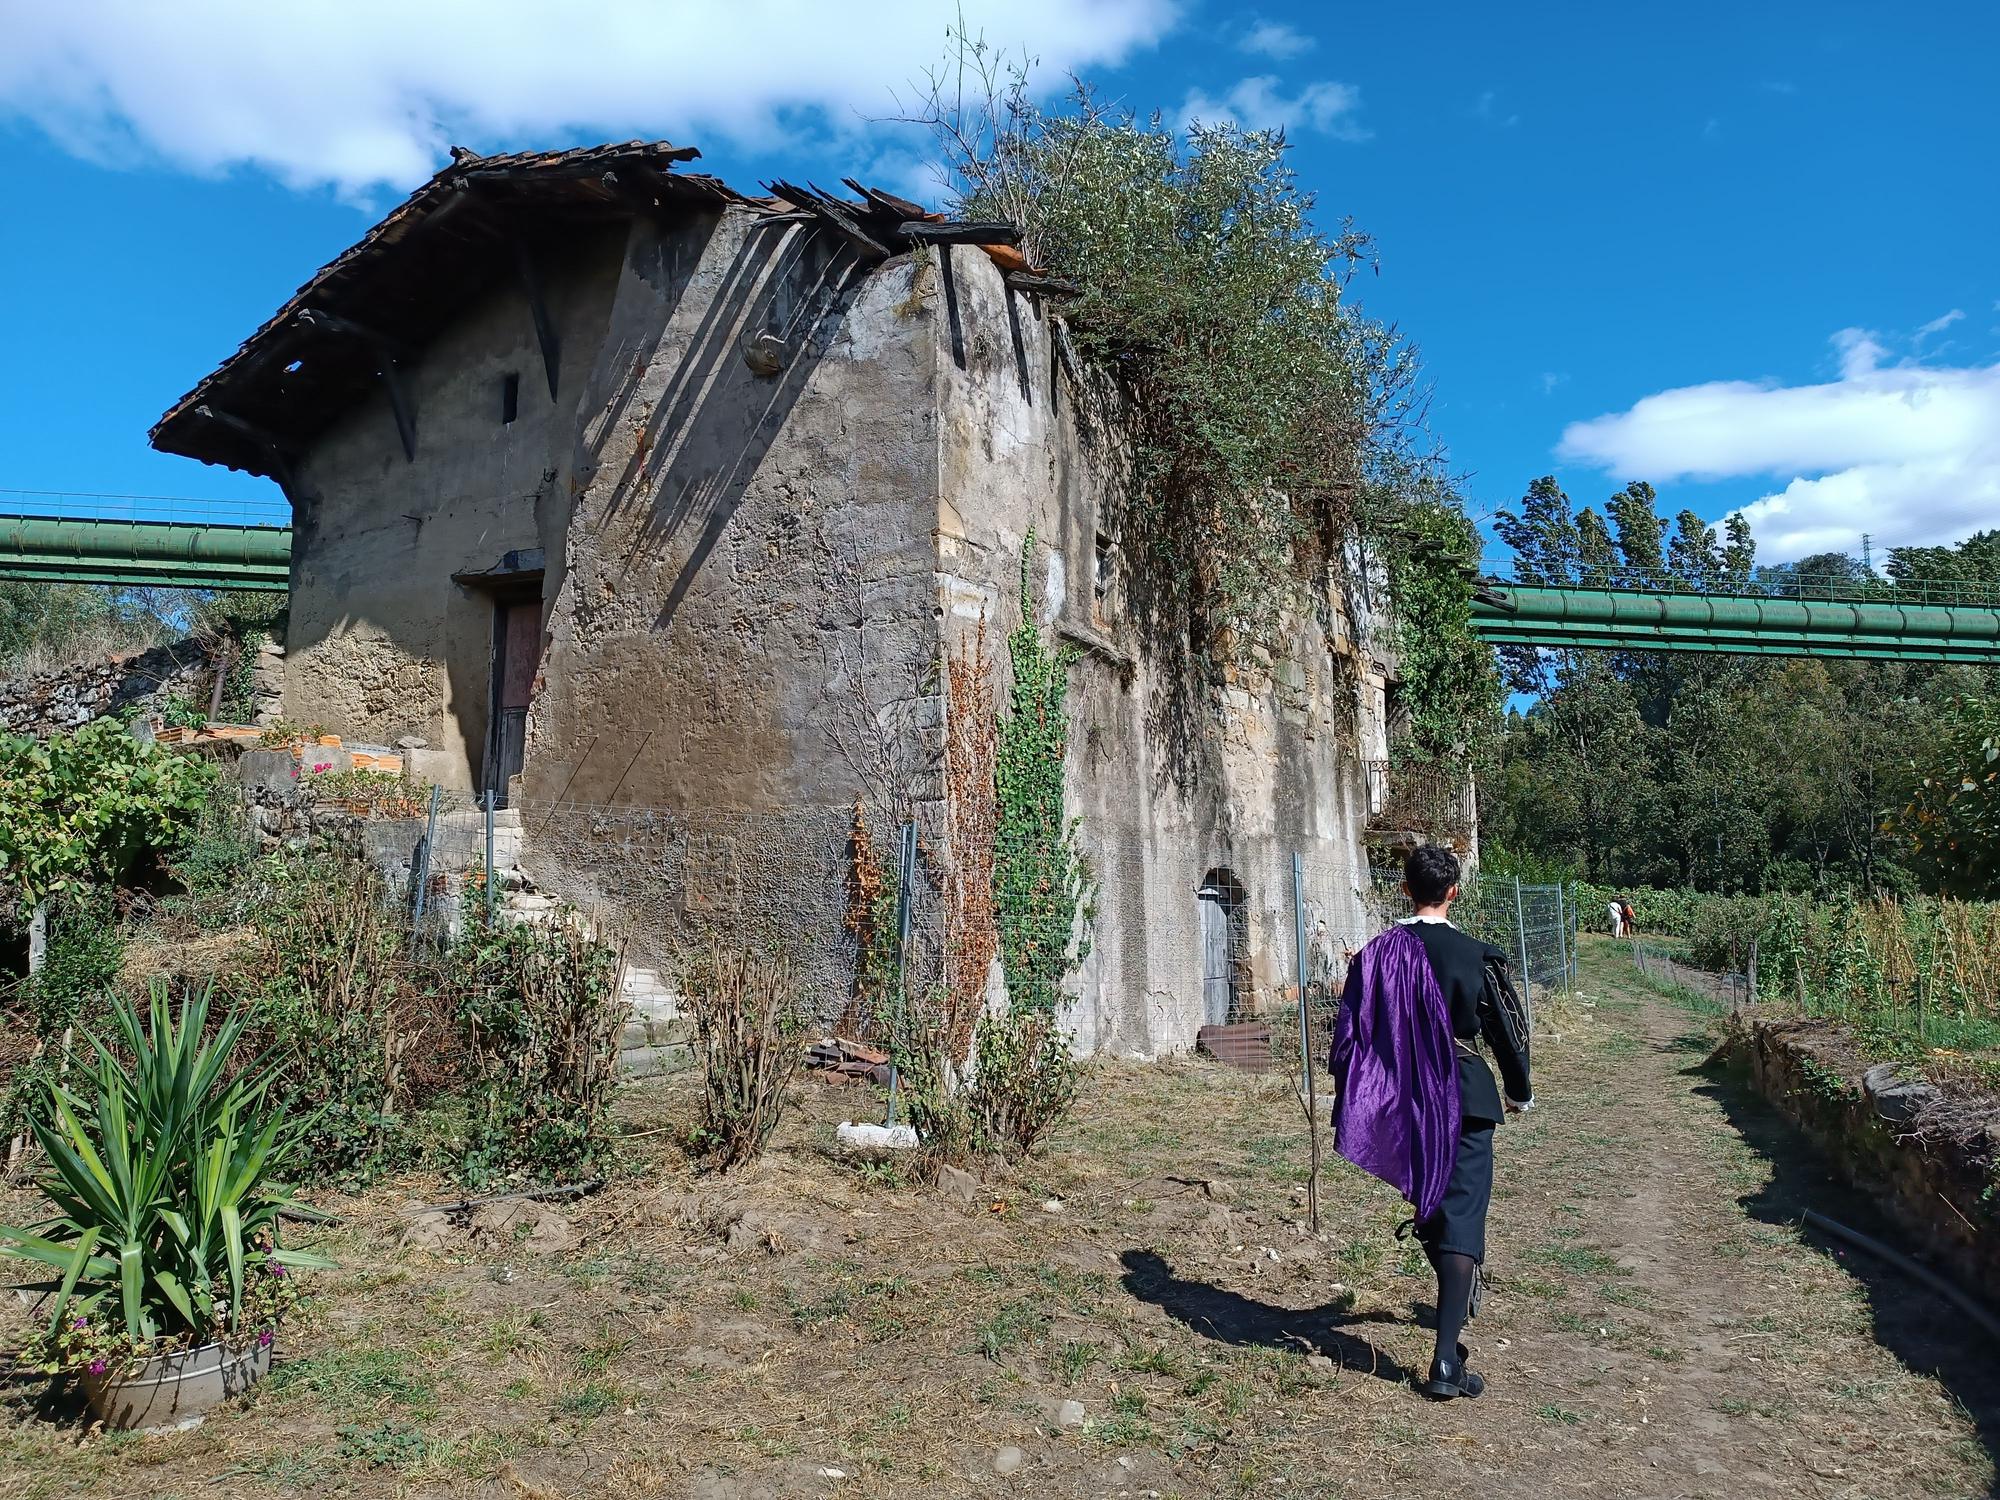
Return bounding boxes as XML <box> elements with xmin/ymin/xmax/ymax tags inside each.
<box><xmin>1916</xmin><ymin>307</ymin><xmax>1966</xmax><ymax>341</ymax></box>
<box><xmin>0</xmin><ymin>0</ymin><xmax>1179</xmax><ymax>197</ymax></box>
<box><xmin>1237</xmin><ymin>19</ymin><xmax>1315</xmax><ymax>59</ymax></box>
<box><xmin>1558</xmin><ymin>328</ymin><xmax>2000</xmax><ymax>561</ymax></box>
<box><xmin>1761</xmin><ymin>79</ymin><xmax>1798</xmax><ymax>95</ymax></box>
<box><xmin>1538</xmin><ymin>372</ymin><xmax>1567</xmax><ymax>395</ymax></box>
<box><xmin>1179</xmin><ymin>75</ymin><xmax>1370</xmax><ymax>141</ymax></box>
<box><xmin>1472</xmin><ymin>90</ymin><xmax>1519</xmax><ymax>127</ymax></box>
<box><xmin>1831</xmin><ymin>326</ymin><xmax>1887</xmax><ymax>379</ymax></box>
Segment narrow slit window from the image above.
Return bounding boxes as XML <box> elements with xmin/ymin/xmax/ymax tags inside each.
<box><xmin>501</xmin><ymin>372</ymin><xmax>520</xmax><ymax>425</ymax></box>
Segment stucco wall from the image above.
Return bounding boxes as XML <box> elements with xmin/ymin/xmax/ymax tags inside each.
<box><xmin>928</xmin><ymin>245</ymin><xmax>1378</xmax><ymax>1058</ymax></box>
<box><xmin>511</xmin><ymin>214</ymin><xmax>943</xmax><ymax>992</ymax></box>
<box><xmin>286</xmin><ymin>223</ymin><xmax>655</xmax><ymax>789</ymax></box>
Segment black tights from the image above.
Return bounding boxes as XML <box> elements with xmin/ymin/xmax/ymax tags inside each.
<box><xmin>1432</xmin><ymin>1251</ymin><xmax>1478</xmax><ymax>1368</ymax></box>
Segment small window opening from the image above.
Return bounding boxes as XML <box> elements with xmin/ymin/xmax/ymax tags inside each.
<box><xmin>1093</xmin><ymin>532</ymin><xmax>1116</xmax><ymax>598</ymax></box>
<box><xmin>501</xmin><ymin>372</ymin><xmax>520</xmax><ymax>425</ymax></box>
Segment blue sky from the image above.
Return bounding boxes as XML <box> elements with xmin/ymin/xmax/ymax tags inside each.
<box><xmin>3</xmin><ymin>1</ymin><xmax>1996</xmax><ymax>564</ymax></box>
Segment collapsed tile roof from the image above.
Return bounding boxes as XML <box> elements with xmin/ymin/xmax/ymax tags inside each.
<box><xmin>148</xmin><ymin>140</ymin><xmax>1040</xmax><ymax>481</ymax></box>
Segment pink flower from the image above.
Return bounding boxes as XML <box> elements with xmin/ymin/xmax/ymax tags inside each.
<box><xmin>271</xmin><ymin>1264</ymin><xmax>286</xmax><ymax>1278</ymax></box>
<box><xmin>88</xmin><ymin>1359</ymin><xmax>107</xmax><ymax>1375</ymax></box>
<box><xmin>257</xmin><ymin>1330</ymin><xmax>273</xmax><ymax>1348</ymax></box>
<box><xmin>72</xmin><ymin>1316</ymin><xmax>86</xmax><ymax>1329</ymax></box>
<box><xmin>312</xmin><ymin>762</ymin><xmax>332</xmax><ymax>774</ymax></box>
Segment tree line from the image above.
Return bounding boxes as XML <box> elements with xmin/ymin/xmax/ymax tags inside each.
<box><xmin>1482</xmin><ymin>476</ymin><xmax>2000</xmax><ymax>899</ymax></box>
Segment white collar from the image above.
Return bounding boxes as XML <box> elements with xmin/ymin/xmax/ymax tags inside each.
<box><xmin>1398</xmin><ymin>915</ymin><xmax>1454</xmax><ymax>926</ymax></box>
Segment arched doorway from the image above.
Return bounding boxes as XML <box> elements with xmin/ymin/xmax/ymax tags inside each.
<box><xmin>1196</xmin><ymin>868</ymin><xmax>1250</xmax><ymax>1025</ymax></box>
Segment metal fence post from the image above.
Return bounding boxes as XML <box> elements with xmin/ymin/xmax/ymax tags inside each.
<box><xmin>483</xmin><ymin>789</ymin><xmax>497</xmax><ymax>927</ymax></box>
<box><xmin>1291</xmin><ymin>852</ymin><xmax>1320</xmax><ymax>1234</ymax></box>
<box><xmin>885</xmin><ymin>819</ymin><xmax>918</xmax><ymax>1127</ymax></box>
<box><xmin>1512</xmin><ymin>876</ymin><xmax>1533</xmax><ymax>1011</ymax></box>
<box><xmin>1552</xmin><ymin>883</ymin><xmax>1571</xmax><ymax>992</ymax></box>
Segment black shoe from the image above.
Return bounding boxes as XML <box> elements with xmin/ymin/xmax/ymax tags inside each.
<box><xmin>1419</xmin><ymin>1353</ymin><xmax>1485</xmax><ymax>1400</ymax></box>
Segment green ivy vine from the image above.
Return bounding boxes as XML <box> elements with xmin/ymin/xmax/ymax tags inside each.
<box><xmin>994</xmin><ymin>537</ymin><xmax>1093</xmax><ymax>1014</ymax></box>
<box><xmin>1380</xmin><ymin>498</ymin><xmax>1501</xmax><ymax>766</ymax></box>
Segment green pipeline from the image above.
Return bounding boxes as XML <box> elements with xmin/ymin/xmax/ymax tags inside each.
<box><xmin>1473</xmin><ymin>584</ymin><xmax>2000</xmax><ymax>643</ymax></box>
<box><xmin>0</xmin><ymin>515</ymin><xmax>291</xmax><ymax>591</ymax></box>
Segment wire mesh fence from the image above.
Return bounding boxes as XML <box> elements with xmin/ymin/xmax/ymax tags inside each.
<box><xmin>1628</xmin><ymin>936</ymin><xmax>1754</xmax><ymax>1011</ymax></box>
<box><xmin>1454</xmin><ymin>878</ymin><xmax>1579</xmax><ymax>1008</ymax></box>
<box><xmin>362</xmin><ymin>783</ymin><xmax>1582</xmax><ymax>1098</ymax></box>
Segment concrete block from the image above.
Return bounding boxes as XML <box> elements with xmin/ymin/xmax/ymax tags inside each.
<box><xmin>235</xmin><ymin>748</ymin><xmax>297</xmax><ymax>791</ymax></box>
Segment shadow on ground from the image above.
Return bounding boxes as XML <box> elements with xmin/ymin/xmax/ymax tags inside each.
<box><xmin>1688</xmin><ymin>1044</ymin><xmax>2000</xmax><ymax>1490</ymax></box>
<box><xmin>1118</xmin><ymin>1248</ymin><xmax>1411</xmax><ymax>1384</ymax></box>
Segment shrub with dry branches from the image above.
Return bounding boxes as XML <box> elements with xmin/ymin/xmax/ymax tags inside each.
<box><xmin>683</xmin><ymin>944</ymin><xmax>810</xmax><ymax>1170</ymax></box>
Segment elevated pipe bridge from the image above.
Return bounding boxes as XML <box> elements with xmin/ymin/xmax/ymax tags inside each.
<box><xmin>1472</xmin><ymin>582</ymin><xmax>2000</xmax><ymax>663</ymax></box>
<box><xmin>0</xmin><ymin>514</ymin><xmax>291</xmax><ymax>591</ymax></box>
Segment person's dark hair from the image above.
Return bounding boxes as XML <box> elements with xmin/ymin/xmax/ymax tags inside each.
<box><xmin>1404</xmin><ymin>844</ymin><xmax>1461</xmax><ymax>907</ymax></box>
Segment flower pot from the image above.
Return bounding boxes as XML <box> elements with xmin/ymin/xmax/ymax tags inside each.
<box><xmin>82</xmin><ymin>1338</ymin><xmax>272</xmax><ymax>1432</ymax></box>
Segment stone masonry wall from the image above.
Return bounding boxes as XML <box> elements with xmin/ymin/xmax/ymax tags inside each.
<box><xmin>1729</xmin><ymin>1018</ymin><xmax>2000</xmax><ymax>1293</ymax></box>
<box><xmin>0</xmin><ymin>641</ymin><xmax>210</xmax><ymax>736</ymax></box>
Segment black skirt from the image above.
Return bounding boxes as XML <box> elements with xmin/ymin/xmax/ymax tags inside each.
<box><xmin>1415</xmin><ymin>1123</ymin><xmax>1495</xmax><ymax>1264</ymax></box>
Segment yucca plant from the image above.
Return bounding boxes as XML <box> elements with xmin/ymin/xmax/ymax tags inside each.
<box><xmin>0</xmin><ymin>981</ymin><xmax>330</xmax><ymax>1375</ymax></box>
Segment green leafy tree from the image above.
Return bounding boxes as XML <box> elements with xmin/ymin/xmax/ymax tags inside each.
<box><xmin>1606</xmin><ymin>482</ymin><xmax>1666</xmax><ymax>587</ymax></box>
<box><xmin>0</xmin><ymin>720</ymin><xmax>217</xmax><ymax>907</ymax></box>
<box><xmin>1891</xmin><ymin>696</ymin><xmax>2000</xmax><ymax>897</ymax></box>
<box><xmin>906</xmin><ymin>34</ymin><xmax>1496</xmax><ymax>769</ymax></box>
<box><xmin>1487</xmin><ymin>515</ymin><xmax>2000</xmax><ymax>897</ymax></box>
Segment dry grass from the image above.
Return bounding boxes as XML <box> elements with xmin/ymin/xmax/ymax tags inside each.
<box><xmin>2</xmin><ymin>949</ymin><xmax>1992</xmax><ymax>1498</ymax></box>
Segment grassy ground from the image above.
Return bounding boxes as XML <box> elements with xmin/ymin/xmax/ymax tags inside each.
<box><xmin>3</xmin><ymin>938</ymin><xmax>1994</xmax><ymax>1498</ymax></box>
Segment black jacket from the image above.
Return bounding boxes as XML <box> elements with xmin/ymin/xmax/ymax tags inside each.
<box><xmin>1404</xmin><ymin>919</ymin><xmax>1533</xmax><ymax>1126</ymax></box>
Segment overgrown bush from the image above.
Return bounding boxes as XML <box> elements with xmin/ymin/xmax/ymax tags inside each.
<box><xmin>239</xmin><ymin>854</ymin><xmax>418</xmax><ymax>1185</ymax></box>
<box><xmin>2</xmin><ymin>887</ymin><xmax>124</xmax><ymax>1148</ymax></box>
<box><xmin>682</xmin><ymin>944</ymin><xmax>809</xmax><ymax>1170</ymax></box>
<box><xmin>965</xmin><ymin>1007</ymin><xmax>1079</xmax><ymax>1160</ymax></box>
<box><xmin>164</xmin><ymin>783</ymin><xmax>258</xmax><ymax>927</ymax></box>
<box><xmin>884</xmin><ymin>984</ymin><xmax>976</xmax><ymax>1173</ymax></box>
<box><xmin>908</xmin><ymin>37</ymin><xmax>1496</xmax><ymax>759</ymax></box>
<box><xmin>23</xmin><ymin>886</ymin><xmax>123</xmax><ymax>1040</ymax></box>
<box><xmin>452</xmin><ymin>915</ymin><xmax>624</xmax><ymax>1187</ymax></box>
<box><xmin>229</xmin><ymin>850</ymin><xmax>625</xmax><ymax>1189</ymax></box>
<box><xmin>0</xmin><ymin>719</ymin><xmax>216</xmax><ymax>908</ymax></box>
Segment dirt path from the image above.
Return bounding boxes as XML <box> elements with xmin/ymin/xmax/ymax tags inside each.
<box><xmin>1414</xmin><ymin>952</ymin><xmax>1997</xmax><ymax>1500</ymax></box>
<box><xmin>5</xmin><ymin>944</ymin><xmax>1995</xmax><ymax>1499</ymax></box>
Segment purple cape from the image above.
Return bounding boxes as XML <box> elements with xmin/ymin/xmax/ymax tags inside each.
<box><xmin>1328</xmin><ymin>923</ymin><xmax>1462</xmax><ymax>1220</ymax></box>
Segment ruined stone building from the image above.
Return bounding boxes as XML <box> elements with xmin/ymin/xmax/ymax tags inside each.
<box><xmin>150</xmin><ymin>141</ymin><xmax>1424</xmax><ymax>1058</ymax></box>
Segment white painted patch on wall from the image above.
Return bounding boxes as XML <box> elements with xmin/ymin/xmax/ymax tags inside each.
<box><xmin>1042</xmin><ymin>549</ymin><xmax>1067</xmax><ymax>624</ymax></box>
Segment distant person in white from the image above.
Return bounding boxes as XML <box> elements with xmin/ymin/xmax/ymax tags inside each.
<box><xmin>1607</xmin><ymin>899</ymin><xmax>1626</xmax><ymax>938</ymax></box>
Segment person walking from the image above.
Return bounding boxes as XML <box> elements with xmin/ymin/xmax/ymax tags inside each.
<box><xmin>1608</xmin><ymin>897</ymin><xmax>1626</xmax><ymax>938</ymax></box>
<box><xmin>1330</xmin><ymin>844</ymin><xmax>1534</xmax><ymax>1400</ymax></box>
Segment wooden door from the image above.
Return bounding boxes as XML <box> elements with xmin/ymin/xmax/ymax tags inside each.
<box><xmin>1199</xmin><ymin>884</ymin><xmax>1233</xmax><ymax>1026</ymax></box>
<box><xmin>486</xmin><ymin>599</ymin><xmax>539</xmax><ymax>806</ymax></box>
